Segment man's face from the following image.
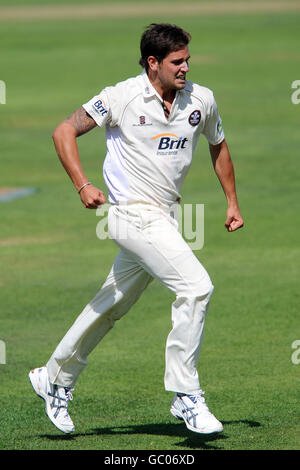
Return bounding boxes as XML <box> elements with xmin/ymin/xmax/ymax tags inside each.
<box><xmin>157</xmin><ymin>46</ymin><xmax>190</xmax><ymax>92</ymax></box>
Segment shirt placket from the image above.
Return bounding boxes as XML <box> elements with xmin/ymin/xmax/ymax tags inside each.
<box><xmin>156</xmin><ymin>92</ymin><xmax>179</xmax><ymax>124</ymax></box>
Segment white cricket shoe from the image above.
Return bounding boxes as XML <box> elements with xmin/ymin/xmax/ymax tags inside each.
<box><xmin>170</xmin><ymin>390</ymin><xmax>223</xmax><ymax>434</ymax></box>
<box><xmin>29</xmin><ymin>366</ymin><xmax>75</xmax><ymax>434</ymax></box>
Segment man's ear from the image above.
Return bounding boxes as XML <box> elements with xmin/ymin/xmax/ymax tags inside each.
<box><xmin>147</xmin><ymin>56</ymin><xmax>159</xmax><ymax>72</ymax></box>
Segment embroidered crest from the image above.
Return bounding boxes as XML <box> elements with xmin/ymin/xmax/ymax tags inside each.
<box><xmin>189</xmin><ymin>110</ymin><xmax>201</xmax><ymax>126</ymax></box>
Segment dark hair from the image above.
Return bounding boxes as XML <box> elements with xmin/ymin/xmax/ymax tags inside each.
<box><xmin>139</xmin><ymin>23</ymin><xmax>191</xmax><ymax>71</ymax></box>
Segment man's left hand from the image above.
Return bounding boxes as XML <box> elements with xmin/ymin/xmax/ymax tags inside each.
<box><xmin>225</xmin><ymin>207</ymin><xmax>244</xmax><ymax>232</ymax></box>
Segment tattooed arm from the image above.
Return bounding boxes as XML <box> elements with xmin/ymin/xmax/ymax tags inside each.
<box><xmin>52</xmin><ymin>107</ymin><xmax>106</xmax><ymax>208</ymax></box>
<box><xmin>63</xmin><ymin>106</ymin><xmax>97</xmax><ymax>137</ymax></box>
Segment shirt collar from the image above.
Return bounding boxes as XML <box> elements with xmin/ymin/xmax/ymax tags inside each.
<box><xmin>141</xmin><ymin>69</ymin><xmax>162</xmax><ymax>101</ymax></box>
<box><xmin>140</xmin><ymin>69</ymin><xmax>192</xmax><ymax>100</ymax></box>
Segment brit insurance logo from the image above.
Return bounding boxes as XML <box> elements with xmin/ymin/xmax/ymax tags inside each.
<box><xmin>92</xmin><ymin>98</ymin><xmax>108</xmax><ymax>117</ymax></box>
<box><xmin>152</xmin><ymin>133</ymin><xmax>188</xmax><ymax>156</ymax></box>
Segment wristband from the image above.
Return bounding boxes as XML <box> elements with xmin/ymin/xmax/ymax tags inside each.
<box><xmin>77</xmin><ymin>182</ymin><xmax>92</xmax><ymax>194</ymax></box>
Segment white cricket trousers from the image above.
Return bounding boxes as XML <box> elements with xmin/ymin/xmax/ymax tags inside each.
<box><xmin>47</xmin><ymin>203</ymin><xmax>214</xmax><ymax>394</ymax></box>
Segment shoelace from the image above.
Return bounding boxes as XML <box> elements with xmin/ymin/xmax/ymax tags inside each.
<box><xmin>65</xmin><ymin>388</ymin><xmax>74</xmax><ymax>402</ymax></box>
<box><xmin>187</xmin><ymin>391</ymin><xmax>211</xmax><ymax>415</ymax></box>
<box><xmin>179</xmin><ymin>390</ymin><xmax>210</xmax><ymax>415</ymax></box>
<box><xmin>48</xmin><ymin>386</ymin><xmax>74</xmax><ymax>418</ymax></box>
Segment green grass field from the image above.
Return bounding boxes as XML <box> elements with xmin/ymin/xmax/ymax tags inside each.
<box><xmin>0</xmin><ymin>0</ymin><xmax>299</xmax><ymax>451</ymax></box>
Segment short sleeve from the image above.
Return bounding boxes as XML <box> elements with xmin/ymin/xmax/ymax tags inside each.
<box><xmin>202</xmin><ymin>93</ymin><xmax>225</xmax><ymax>145</ymax></box>
<box><xmin>82</xmin><ymin>89</ymin><xmax>111</xmax><ymax>128</ymax></box>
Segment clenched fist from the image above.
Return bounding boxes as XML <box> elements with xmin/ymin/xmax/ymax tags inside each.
<box><xmin>79</xmin><ymin>184</ymin><xmax>106</xmax><ymax>209</ymax></box>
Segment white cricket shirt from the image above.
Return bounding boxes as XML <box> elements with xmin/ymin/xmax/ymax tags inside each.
<box><xmin>82</xmin><ymin>70</ymin><xmax>225</xmax><ymax>208</ymax></box>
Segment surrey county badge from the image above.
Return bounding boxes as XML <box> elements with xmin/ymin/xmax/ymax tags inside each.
<box><xmin>189</xmin><ymin>110</ymin><xmax>201</xmax><ymax>126</ymax></box>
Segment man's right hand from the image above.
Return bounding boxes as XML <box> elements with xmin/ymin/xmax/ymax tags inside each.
<box><xmin>79</xmin><ymin>185</ymin><xmax>106</xmax><ymax>209</ymax></box>
<box><xmin>52</xmin><ymin>107</ymin><xmax>104</xmax><ymax>210</ymax></box>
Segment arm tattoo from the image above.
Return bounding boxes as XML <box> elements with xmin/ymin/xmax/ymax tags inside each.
<box><xmin>64</xmin><ymin>107</ymin><xmax>97</xmax><ymax>136</ymax></box>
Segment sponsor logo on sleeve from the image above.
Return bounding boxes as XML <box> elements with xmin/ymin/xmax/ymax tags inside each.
<box><xmin>93</xmin><ymin>98</ymin><xmax>108</xmax><ymax>116</ymax></box>
<box><xmin>217</xmin><ymin>119</ymin><xmax>223</xmax><ymax>134</ymax></box>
